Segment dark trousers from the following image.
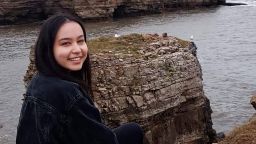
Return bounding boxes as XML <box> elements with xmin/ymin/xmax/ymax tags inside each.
<box><xmin>113</xmin><ymin>122</ymin><xmax>143</xmax><ymax>144</ymax></box>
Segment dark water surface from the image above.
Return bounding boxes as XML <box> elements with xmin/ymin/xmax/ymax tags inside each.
<box><xmin>1</xmin><ymin>1</ymin><xmax>256</xmax><ymax>143</ymax></box>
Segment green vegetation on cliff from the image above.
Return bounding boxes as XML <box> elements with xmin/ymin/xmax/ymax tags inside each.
<box><xmin>87</xmin><ymin>34</ymin><xmax>147</xmax><ymax>55</ymax></box>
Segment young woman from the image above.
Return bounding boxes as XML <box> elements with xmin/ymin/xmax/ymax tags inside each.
<box><xmin>16</xmin><ymin>14</ymin><xmax>143</xmax><ymax>144</ymax></box>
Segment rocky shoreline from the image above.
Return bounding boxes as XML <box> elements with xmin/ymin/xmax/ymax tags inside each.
<box><xmin>0</xmin><ymin>0</ymin><xmax>248</xmax><ymax>25</ymax></box>
<box><xmin>219</xmin><ymin>118</ymin><xmax>256</xmax><ymax>144</ymax></box>
<box><xmin>0</xmin><ymin>0</ymin><xmax>229</xmax><ymax>25</ymax></box>
<box><xmin>208</xmin><ymin>95</ymin><xmax>256</xmax><ymax>143</ymax></box>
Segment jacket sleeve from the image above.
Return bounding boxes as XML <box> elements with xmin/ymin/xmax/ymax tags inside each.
<box><xmin>16</xmin><ymin>97</ymin><xmax>60</xmax><ymax>144</ymax></box>
<box><xmin>67</xmin><ymin>95</ymin><xmax>119</xmax><ymax>144</ymax></box>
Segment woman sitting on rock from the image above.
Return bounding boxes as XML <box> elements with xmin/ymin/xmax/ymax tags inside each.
<box><xmin>16</xmin><ymin>13</ymin><xmax>143</xmax><ymax>144</ymax></box>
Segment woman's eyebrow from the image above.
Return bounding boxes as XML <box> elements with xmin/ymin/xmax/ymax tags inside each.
<box><xmin>77</xmin><ymin>35</ymin><xmax>84</xmax><ymax>39</ymax></box>
<box><xmin>58</xmin><ymin>35</ymin><xmax>84</xmax><ymax>41</ymax></box>
<box><xmin>59</xmin><ymin>38</ymin><xmax>71</xmax><ymax>41</ymax></box>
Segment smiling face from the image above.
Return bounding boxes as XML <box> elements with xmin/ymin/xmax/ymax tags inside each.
<box><xmin>53</xmin><ymin>21</ymin><xmax>88</xmax><ymax>71</ymax></box>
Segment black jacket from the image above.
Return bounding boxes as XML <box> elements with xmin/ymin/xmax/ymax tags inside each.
<box><xmin>16</xmin><ymin>73</ymin><xmax>119</xmax><ymax>144</ymax></box>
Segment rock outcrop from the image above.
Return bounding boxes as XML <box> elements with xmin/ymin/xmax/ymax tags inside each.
<box><xmin>1</xmin><ymin>0</ymin><xmax>221</xmax><ymax>24</ymax></box>
<box><xmin>24</xmin><ymin>33</ymin><xmax>216</xmax><ymax>144</ymax></box>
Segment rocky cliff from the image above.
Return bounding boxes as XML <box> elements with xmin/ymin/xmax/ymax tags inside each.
<box><xmin>24</xmin><ymin>33</ymin><xmax>216</xmax><ymax>144</ymax></box>
<box><xmin>0</xmin><ymin>0</ymin><xmax>220</xmax><ymax>24</ymax></box>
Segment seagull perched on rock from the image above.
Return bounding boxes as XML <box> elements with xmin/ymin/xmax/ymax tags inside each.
<box><xmin>114</xmin><ymin>34</ymin><xmax>120</xmax><ymax>37</ymax></box>
<box><xmin>190</xmin><ymin>35</ymin><xmax>194</xmax><ymax>41</ymax></box>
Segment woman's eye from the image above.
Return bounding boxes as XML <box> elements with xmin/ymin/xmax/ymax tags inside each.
<box><xmin>61</xmin><ymin>42</ymin><xmax>71</xmax><ymax>46</ymax></box>
<box><xmin>78</xmin><ymin>39</ymin><xmax>85</xmax><ymax>44</ymax></box>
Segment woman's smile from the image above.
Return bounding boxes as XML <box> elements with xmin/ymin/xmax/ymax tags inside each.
<box><xmin>68</xmin><ymin>57</ymin><xmax>82</xmax><ymax>61</ymax></box>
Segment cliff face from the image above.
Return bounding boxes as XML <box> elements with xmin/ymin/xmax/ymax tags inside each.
<box><xmin>24</xmin><ymin>33</ymin><xmax>216</xmax><ymax>144</ymax></box>
<box><xmin>0</xmin><ymin>0</ymin><xmax>44</xmax><ymax>24</ymax></box>
<box><xmin>0</xmin><ymin>0</ymin><xmax>219</xmax><ymax>24</ymax></box>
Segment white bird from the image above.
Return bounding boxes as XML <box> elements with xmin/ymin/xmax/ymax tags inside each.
<box><xmin>114</xmin><ymin>34</ymin><xmax>120</xmax><ymax>38</ymax></box>
<box><xmin>190</xmin><ymin>35</ymin><xmax>194</xmax><ymax>41</ymax></box>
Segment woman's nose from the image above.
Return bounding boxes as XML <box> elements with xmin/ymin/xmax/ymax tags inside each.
<box><xmin>72</xmin><ymin>43</ymin><xmax>82</xmax><ymax>53</ymax></box>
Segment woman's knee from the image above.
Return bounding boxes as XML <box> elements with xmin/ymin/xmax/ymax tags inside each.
<box><xmin>113</xmin><ymin>122</ymin><xmax>144</xmax><ymax>144</ymax></box>
<box><xmin>129</xmin><ymin>122</ymin><xmax>143</xmax><ymax>136</ymax></box>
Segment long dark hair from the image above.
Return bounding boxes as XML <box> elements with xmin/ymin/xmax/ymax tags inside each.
<box><xmin>35</xmin><ymin>13</ymin><xmax>93</xmax><ymax>97</ymax></box>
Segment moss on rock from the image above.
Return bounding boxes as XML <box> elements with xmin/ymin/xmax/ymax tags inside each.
<box><xmin>87</xmin><ymin>34</ymin><xmax>147</xmax><ymax>55</ymax></box>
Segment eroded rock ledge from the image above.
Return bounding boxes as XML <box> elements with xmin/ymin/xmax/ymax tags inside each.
<box><xmin>24</xmin><ymin>33</ymin><xmax>216</xmax><ymax>144</ymax></box>
<box><xmin>0</xmin><ymin>0</ymin><xmax>222</xmax><ymax>24</ymax></box>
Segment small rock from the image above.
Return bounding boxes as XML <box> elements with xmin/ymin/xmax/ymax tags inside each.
<box><xmin>98</xmin><ymin>53</ymin><xmax>104</xmax><ymax>56</ymax></box>
<box><xmin>100</xmin><ymin>70</ymin><xmax>104</xmax><ymax>74</ymax></box>
<box><xmin>132</xmin><ymin>95</ymin><xmax>144</xmax><ymax>107</ymax></box>
<box><xmin>138</xmin><ymin>50</ymin><xmax>144</xmax><ymax>54</ymax></box>
<box><xmin>162</xmin><ymin>40</ymin><xmax>169</xmax><ymax>46</ymax></box>
<box><xmin>153</xmin><ymin>33</ymin><xmax>159</xmax><ymax>37</ymax></box>
<box><xmin>149</xmin><ymin>42</ymin><xmax>161</xmax><ymax>48</ymax></box>
<box><xmin>158</xmin><ymin>49</ymin><xmax>165</xmax><ymax>55</ymax></box>
<box><xmin>216</xmin><ymin>132</ymin><xmax>225</xmax><ymax>139</ymax></box>
<box><xmin>249</xmin><ymin>113</ymin><xmax>256</xmax><ymax>122</ymax></box>
<box><xmin>126</xmin><ymin>97</ymin><xmax>133</xmax><ymax>104</ymax></box>
<box><xmin>0</xmin><ymin>124</ymin><xmax>3</xmax><ymax>129</ymax></box>
<box><xmin>162</xmin><ymin>33</ymin><xmax>167</xmax><ymax>37</ymax></box>
<box><xmin>213</xmin><ymin>131</ymin><xmax>225</xmax><ymax>142</ymax></box>
<box><xmin>157</xmin><ymin>47</ymin><xmax>170</xmax><ymax>55</ymax></box>
<box><xmin>144</xmin><ymin>52</ymin><xmax>153</xmax><ymax>57</ymax></box>
<box><xmin>98</xmin><ymin>87</ymin><xmax>107</xmax><ymax>91</ymax></box>
<box><xmin>250</xmin><ymin>95</ymin><xmax>256</xmax><ymax>110</ymax></box>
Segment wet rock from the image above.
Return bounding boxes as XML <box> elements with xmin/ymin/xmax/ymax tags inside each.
<box><xmin>216</xmin><ymin>132</ymin><xmax>225</xmax><ymax>142</ymax></box>
<box><xmin>221</xmin><ymin>2</ymin><xmax>247</xmax><ymax>6</ymax></box>
<box><xmin>250</xmin><ymin>95</ymin><xmax>256</xmax><ymax>110</ymax></box>
<box><xmin>162</xmin><ymin>33</ymin><xmax>168</xmax><ymax>38</ymax></box>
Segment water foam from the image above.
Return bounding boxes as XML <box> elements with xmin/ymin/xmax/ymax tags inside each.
<box><xmin>227</xmin><ymin>0</ymin><xmax>256</xmax><ymax>6</ymax></box>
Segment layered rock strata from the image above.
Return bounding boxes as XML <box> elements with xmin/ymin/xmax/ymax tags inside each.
<box><xmin>0</xmin><ymin>0</ymin><xmax>221</xmax><ymax>24</ymax></box>
<box><xmin>24</xmin><ymin>33</ymin><xmax>216</xmax><ymax>144</ymax></box>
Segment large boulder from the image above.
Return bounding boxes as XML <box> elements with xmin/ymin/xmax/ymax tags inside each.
<box><xmin>24</xmin><ymin>33</ymin><xmax>216</xmax><ymax>144</ymax></box>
